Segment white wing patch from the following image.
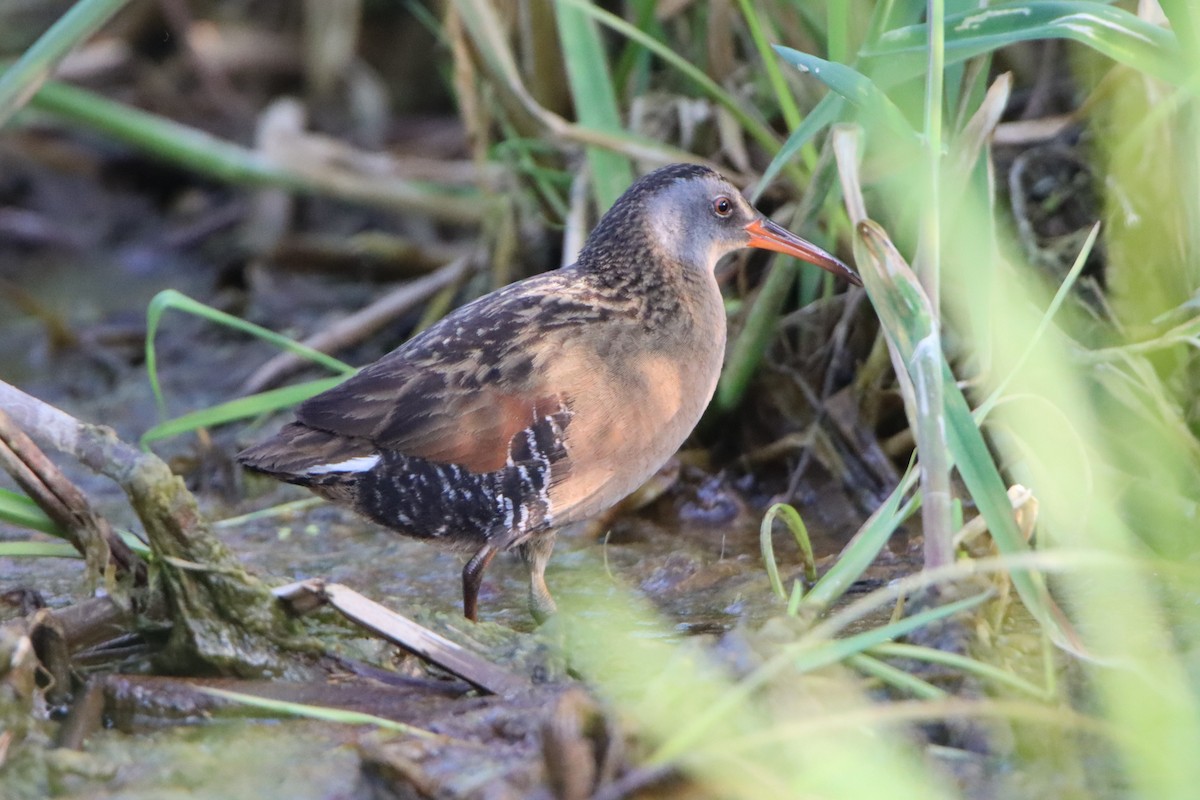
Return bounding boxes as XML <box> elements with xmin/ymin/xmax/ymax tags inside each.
<box><xmin>305</xmin><ymin>454</ymin><xmax>381</xmax><ymax>475</ymax></box>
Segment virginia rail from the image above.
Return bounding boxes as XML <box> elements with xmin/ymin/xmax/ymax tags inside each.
<box><xmin>238</xmin><ymin>163</ymin><xmax>860</xmax><ymax>622</ymax></box>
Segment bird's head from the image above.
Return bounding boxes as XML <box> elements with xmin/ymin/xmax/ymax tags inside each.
<box><xmin>581</xmin><ymin>164</ymin><xmax>861</xmax><ymax>287</ymax></box>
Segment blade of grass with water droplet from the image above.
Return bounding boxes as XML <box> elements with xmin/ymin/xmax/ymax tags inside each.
<box><xmin>774</xmin><ymin>47</ymin><xmax>920</xmax><ymax>145</ymax></box>
<box><xmin>863</xmin><ymin>2</ymin><xmax>1184</xmax><ymax>86</ymax></box>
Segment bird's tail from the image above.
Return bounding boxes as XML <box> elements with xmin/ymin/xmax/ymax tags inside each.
<box><xmin>237</xmin><ymin>422</ymin><xmax>378</xmax><ymax>486</ymax></box>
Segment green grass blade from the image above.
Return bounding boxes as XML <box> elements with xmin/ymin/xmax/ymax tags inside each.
<box><xmin>144</xmin><ymin>289</ymin><xmax>355</xmax><ymax>417</ymax></box>
<box><xmin>922</xmin><ymin>0</ymin><xmax>946</xmax><ymax>304</ymax></box>
<box><xmin>756</xmin><ymin>0</ymin><xmax>935</xmax><ymax>199</ymax></box>
<box><xmin>554</xmin><ymin>0</ymin><xmax>635</xmax><ymax>211</ymax></box>
<box><xmin>754</xmin><ymin>93</ymin><xmax>843</xmax><ymax>202</ymax></box>
<box><xmin>1157</xmin><ymin>0</ymin><xmax>1200</xmax><ymax>68</ymax></box>
<box><xmin>28</xmin><ymin>80</ymin><xmax>305</xmax><ymax>188</ymax></box>
<box><xmin>774</xmin><ymin>46</ymin><xmax>919</xmax><ymax>145</ymax></box>
<box><xmin>0</xmin><ymin>541</ymin><xmax>81</xmax><ymax>558</ymax></box>
<box><xmin>802</xmin><ymin>465</ymin><xmax>917</xmax><ymax>611</ymax></box>
<box><xmin>870</xmin><ymin>0</ymin><xmax>929</xmax><ymax>41</ymax></box>
<box><xmin>774</xmin><ymin>502</ymin><xmax>817</xmax><ymax>582</ymax></box>
<box><xmin>0</xmin><ymin>0</ymin><xmax>132</xmax><ymax>127</ymax></box>
<box><xmin>863</xmin><ymin>1</ymin><xmax>1185</xmax><ymax>86</ymax></box>
<box><xmin>197</xmin><ymin>687</ymin><xmax>442</xmax><ymax>739</ymax></box>
<box><xmin>651</xmin><ymin>589</ymin><xmax>990</xmax><ymax>765</ymax></box>
<box><xmin>791</xmin><ymin>591</ymin><xmax>992</xmax><ymax>673</ymax></box>
<box><xmin>714</xmin><ymin>257</ymin><xmax>797</xmax><ymax>414</ymax></box>
<box><xmin>493</xmin><ymin>135</ymin><xmax>572</xmax><ymax>220</ymax></box>
<box><xmin>912</xmin><ymin>332</ymin><xmax>954</xmax><ymax>570</ymax></box>
<box><xmin>555</xmin><ymin>0</ymin><xmax>790</xmax><ymax>167</ymax></box>
<box><xmin>213</xmin><ymin>497</ymin><xmax>323</xmax><ymax>530</ymax></box>
<box><xmin>853</xmin><ymin>221</ymin><xmax>1078</xmax><ymax>651</ymax></box>
<box><xmin>917</xmin><ymin>0</ymin><xmax>952</xmax><ymax>566</ymax></box>
<box><xmin>139</xmin><ymin>376</ymin><xmax>349</xmax><ymax>446</ymax></box>
<box><xmin>0</xmin><ymin>487</ymin><xmax>64</xmax><ymax>536</ymax></box>
<box><xmin>846</xmin><ymin>653</ymin><xmax>946</xmax><ymax>699</ymax></box>
<box><xmin>25</xmin><ymin>81</ymin><xmax>484</xmax><ymax>223</ymax></box>
<box><xmin>118</xmin><ymin>530</ymin><xmax>151</xmax><ymax>556</ymax></box>
<box><xmin>977</xmin><ymin>223</ymin><xmax>1100</xmax><ymax>421</ymax></box>
<box><xmin>759</xmin><ymin>502</ymin><xmax>817</xmax><ymax>601</ymax></box>
<box><xmin>0</xmin><ymin>489</ymin><xmax>149</xmax><ymax>556</ymax></box>
<box><xmin>735</xmin><ymin>0</ymin><xmax>803</xmax><ymax>132</ymax></box>
<box><xmin>939</xmin><ymin>0</ymin><xmax>985</xmax><ymax>115</ymax></box>
<box><xmin>786</xmin><ymin>579</ymin><xmax>804</xmax><ymax>615</ymax></box>
<box><xmin>827</xmin><ymin>0</ymin><xmax>851</xmax><ymax>63</ymax></box>
<box><xmin>611</xmin><ymin>0</ymin><xmax>660</xmax><ymax>95</ymax></box>
<box><xmin>869</xmin><ymin>642</ymin><xmax>1052</xmax><ymax>699</ymax></box>
<box><xmin>939</xmin><ymin>360</ymin><xmax>1071</xmax><ymax>644</ymax></box>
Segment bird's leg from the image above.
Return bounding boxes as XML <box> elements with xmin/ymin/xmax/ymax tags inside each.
<box><xmin>519</xmin><ymin>534</ymin><xmax>558</xmax><ymax>624</ymax></box>
<box><xmin>462</xmin><ymin>542</ymin><xmax>498</xmax><ymax>622</ymax></box>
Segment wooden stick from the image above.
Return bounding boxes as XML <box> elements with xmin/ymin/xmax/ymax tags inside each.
<box><xmin>0</xmin><ymin>407</ymin><xmax>144</xmax><ymax>582</ymax></box>
<box><xmin>272</xmin><ymin>579</ymin><xmax>529</xmax><ymax>696</ymax></box>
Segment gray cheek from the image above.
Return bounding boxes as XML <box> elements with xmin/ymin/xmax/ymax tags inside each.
<box><xmin>678</xmin><ymin>214</ymin><xmax>717</xmax><ymax>266</ymax></box>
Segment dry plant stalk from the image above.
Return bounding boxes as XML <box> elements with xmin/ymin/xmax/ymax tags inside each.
<box><xmin>0</xmin><ymin>380</ymin><xmax>308</xmax><ymax>677</ymax></box>
<box><xmin>0</xmin><ymin>407</ymin><xmax>144</xmax><ymax>585</ymax></box>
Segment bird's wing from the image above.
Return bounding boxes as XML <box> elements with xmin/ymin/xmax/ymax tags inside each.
<box><xmin>294</xmin><ymin>275</ymin><xmax>602</xmax><ymax>473</ymax></box>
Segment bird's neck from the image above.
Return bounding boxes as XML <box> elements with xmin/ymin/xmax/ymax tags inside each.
<box><xmin>576</xmin><ymin>239</ymin><xmax>719</xmax><ymax>337</ymax></box>
<box><xmin>578</xmin><ymin>246</ymin><xmax>674</xmax><ymax>293</ymax></box>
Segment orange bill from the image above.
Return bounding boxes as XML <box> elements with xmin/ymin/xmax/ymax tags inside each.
<box><xmin>744</xmin><ymin>217</ymin><xmax>862</xmax><ymax>286</ymax></box>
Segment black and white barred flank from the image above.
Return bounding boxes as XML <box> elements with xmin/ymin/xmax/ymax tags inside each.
<box><xmin>265</xmin><ymin>404</ymin><xmax>573</xmax><ymax>550</ymax></box>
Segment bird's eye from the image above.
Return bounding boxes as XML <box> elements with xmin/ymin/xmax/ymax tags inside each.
<box><xmin>712</xmin><ymin>196</ymin><xmax>733</xmax><ymax>218</ymax></box>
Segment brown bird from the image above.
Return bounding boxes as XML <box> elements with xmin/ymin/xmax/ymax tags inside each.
<box><xmin>238</xmin><ymin>163</ymin><xmax>860</xmax><ymax>622</ymax></box>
